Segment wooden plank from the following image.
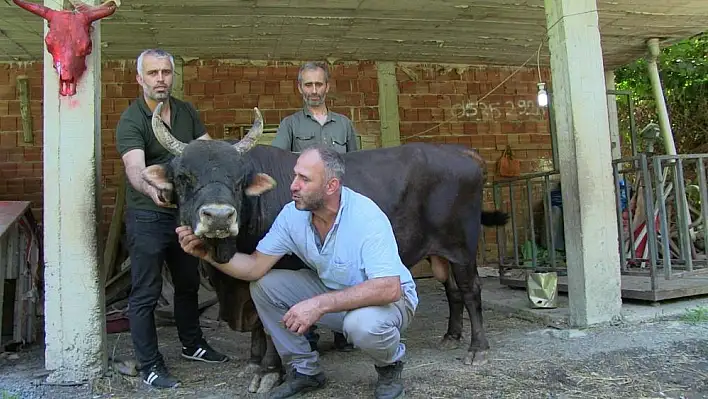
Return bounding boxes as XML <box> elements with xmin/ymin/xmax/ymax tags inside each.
<box><xmin>500</xmin><ymin>273</ymin><xmax>708</xmax><ymax>302</ymax></box>
<box><xmin>5</xmin><ymin>223</ymin><xmax>19</xmax><ymax>280</ymax></box>
<box><xmin>102</xmin><ymin>174</ymin><xmax>126</xmax><ymax>285</ymax></box>
<box><xmin>13</xmin><ymin>225</ymin><xmax>27</xmax><ymax>343</ymax></box>
<box><xmin>0</xmin><ymin>233</ymin><xmax>6</xmax><ymax>341</ymax></box>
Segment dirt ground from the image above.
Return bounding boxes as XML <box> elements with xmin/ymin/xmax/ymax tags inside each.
<box><xmin>2</xmin><ymin>277</ymin><xmax>708</xmax><ymax>399</ymax></box>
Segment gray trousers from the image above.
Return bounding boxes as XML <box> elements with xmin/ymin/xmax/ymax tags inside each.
<box><xmin>250</xmin><ymin>268</ymin><xmax>415</xmax><ymax>376</ymax></box>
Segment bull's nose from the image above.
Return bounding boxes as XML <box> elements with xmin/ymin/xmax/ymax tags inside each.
<box><xmin>199</xmin><ymin>205</ymin><xmax>236</xmax><ymax>221</ymax></box>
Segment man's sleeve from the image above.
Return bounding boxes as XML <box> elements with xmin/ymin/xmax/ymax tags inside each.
<box><xmin>346</xmin><ymin>120</ymin><xmax>359</xmax><ymax>152</ymax></box>
<box><xmin>270</xmin><ymin>118</ymin><xmax>293</xmax><ymax>151</ymax></box>
<box><xmin>188</xmin><ymin>103</ymin><xmax>208</xmax><ymax>140</ymax></box>
<box><xmin>256</xmin><ymin>207</ymin><xmax>295</xmax><ymax>256</ymax></box>
<box><xmin>360</xmin><ymin>219</ymin><xmax>405</xmax><ymax>280</ymax></box>
<box><xmin>116</xmin><ymin>116</ymin><xmax>146</xmax><ymax>157</ymax></box>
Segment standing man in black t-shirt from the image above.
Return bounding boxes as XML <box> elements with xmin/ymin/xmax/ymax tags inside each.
<box><xmin>115</xmin><ymin>48</ymin><xmax>228</xmax><ymax>389</ymax></box>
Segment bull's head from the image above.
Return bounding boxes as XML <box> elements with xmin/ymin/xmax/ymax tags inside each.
<box><xmin>142</xmin><ymin>103</ymin><xmax>277</xmax><ymax>263</ymax></box>
<box><xmin>13</xmin><ymin>0</ymin><xmax>118</xmax><ymax>96</ymax></box>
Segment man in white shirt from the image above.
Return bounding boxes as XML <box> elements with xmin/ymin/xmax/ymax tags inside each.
<box><xmin>176</xmin><ymin>145</ymin><xmax>417</xmax><ymax>399</ymax></box>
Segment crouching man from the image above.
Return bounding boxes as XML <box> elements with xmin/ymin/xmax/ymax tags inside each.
<box><xmin>176</xmin><ymin>145</ymin><xmax>417</xmax><ymax>399</ymax></box>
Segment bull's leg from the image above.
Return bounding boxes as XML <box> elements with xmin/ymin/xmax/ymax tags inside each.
<box><xmin>239</xmin><ymin>322</ymin><xmax>266</xmax><ymax>378</ymax></box>
<box><xmin>244</xmin><ymin>323</ymin><xmax>284</xmax><ymax>394</ymax></box>
<box><xmin>439</xmin><ymin>265</ymin><xmax>465</xmax><ymax>350</ymax></box>
<box><xmin>449</xmin><ymin>262</ymin><xmax>488</xmax><ymax>366</ymax></box>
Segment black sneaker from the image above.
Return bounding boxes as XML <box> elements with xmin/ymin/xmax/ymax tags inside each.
<box><xmin>181</xmin><ymin>340</ymin><xmax>229</xmax><ymax>363</ymax></box>
<box><xmin>142</xmin><ymin>362</ymin><xmax>180</xmax><ymax>389</ymax></box>
<box><xmin>267</xmin><ymin>369</ymin><xmax>326</xmax><ymax>399</ymax></box>
<box><xmin>374</xmin><ymin>361</ymin><xmax>405</xmax><ymax>399</ymax></box>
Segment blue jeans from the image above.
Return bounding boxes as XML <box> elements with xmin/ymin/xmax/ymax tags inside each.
<box><xmin>125</xmin><ymin>209</ymin><xmax>203</xmax><ymax>371</ymax></box>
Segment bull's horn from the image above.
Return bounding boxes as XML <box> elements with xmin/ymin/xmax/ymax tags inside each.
<box><xmin>12</xmin><ymin>0</ymin><xmax>55</xmax><ymax>20</ymax></box>
<box><xmin>151</xmin><ymin>101</ymin><xmax>187</xmax><ymax>156</ymax></box>
<box><xmin>233</xmin><ymin>107</ymin><xmax>264</xmax><ymax>154</ymax></box>
<box><xmin>69</xmin><ymin>0</ymin><xmax>119</xmax><ymax>22</ymax></box>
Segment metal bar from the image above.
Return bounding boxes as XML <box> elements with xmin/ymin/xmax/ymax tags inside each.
<box><xmin>626</xmin><ymin>166</ymin><xmax>636</xmax><ymax>264</ymax></box>
<box><xmin>674</xmin><ymin>157</ymin><xmax>693</xmax><ymax>272</ymax></box>
<box><xmin>652</xmin><ymin>154</ymin><xmax>708</xmax><ymax>161</ymax></box>
<box><xmin>548</xmin><ymin>93</ymin><xmax>559</xmax><ymax>172</ymax></box>
<box><xmin>698</xmin><ymin>159</ymin><xmax>708</xmax><ymax>258</ymax></box>
<box><xmin>544</xmin><ymin>175</ymin><xmax>557</xmax><ymax>270</ymax></box>
<box><xmin>653</xmin><ymin>157</ymin><xmax>672</xmax><ymax>279</ymax></box>
<box><xmin>526</xmin><ymin>179</ymin><xmax>537</xmax><ymax>268</ymax></box>
<box><xmin>509</xmin><ymin>183</ymin><xmax>520</xmax><ymax>267</ymax></box>
<box><xmin>628</xmin><ymin>95</ymin><xmax>638</xmax><ymax>157</ymax></box>
<box><xmin>613</xmin><ymin>161</ymin><xmax>628</xmax><ymax>272</ymax></box>
<box><xmin>493</xmin><ymin>184</ymin><xmax>505</xmax><ymax>271</ymax></box>
<box><xmin>640</xmin><ymin>154</ymin><xmax>659</xmax><ymax>292</ymax></box>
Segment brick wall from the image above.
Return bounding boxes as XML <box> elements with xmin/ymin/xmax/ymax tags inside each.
<box><xmin>0</xmin><ymin>59</ymin><xmax>552</xmax><ymax>260</ymax></box>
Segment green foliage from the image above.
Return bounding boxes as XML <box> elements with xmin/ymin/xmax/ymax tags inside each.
<box><xmin>614</xmin><ymin>33</ymin><xmax>708</xmax><ymax>155</ymax></box>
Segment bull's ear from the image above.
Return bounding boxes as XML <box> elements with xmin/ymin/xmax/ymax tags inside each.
<box><xmin>245</xmin><ymin>173</ymin><xmax>277</xmax><ymax>196</ymax></box>
<box><xmin>142</xmin><ymin>164</ymin><xmax>174</xmax><ymax>197</ymax></box>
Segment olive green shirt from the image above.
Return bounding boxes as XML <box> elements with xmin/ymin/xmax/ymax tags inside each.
<box><xmin>271</xmin><ymin>107</ymin><xmax>359</xmax><ymax>153</ymax></box>
<box><xmin>115</xmin><ymin>96</ymin><xmax>207</xmax><ymax>214</ymax></box>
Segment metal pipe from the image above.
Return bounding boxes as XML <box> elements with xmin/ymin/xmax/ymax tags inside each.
<box><xmin>646</xmin><ymin>38</ymin><xmax>677</xmax><ymax>156</ymax></box>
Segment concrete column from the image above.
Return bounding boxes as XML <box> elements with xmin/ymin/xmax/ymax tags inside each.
<box><xmin>543</xmin><ymin>0</ymin><xmax>622</xmax><ymax>326</ymax></box>
<box><xmin>605</xmin><ymin>70</ymin><xmax>622</xmax><ymax>160</ymax></box>
<box><xmin>43</xmin><ymin>0</ymin><xmax>107</xmax><ymax>384</ymax></box>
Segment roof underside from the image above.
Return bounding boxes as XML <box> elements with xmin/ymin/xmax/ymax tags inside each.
<box><xmin>0</xmin><ymin>0</ymin><xmax>706</xmax><ymax>68</ymax></box>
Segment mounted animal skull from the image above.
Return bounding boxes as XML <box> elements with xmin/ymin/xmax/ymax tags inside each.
<box><xmin>12</xmin><ymin>0</ymin><xmax>119</xmax><ymax>96</ymax></box>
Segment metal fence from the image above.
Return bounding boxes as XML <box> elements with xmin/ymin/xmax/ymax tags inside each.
<box><xmin>489</xmin><ymin>153</ymin><xmax>708</xmax><ymax>301</ymax></box>
<box><xmin>490</xmin><ymin>170</ymin><xmax>565</xmax><ymax>276</ymax></box>
<box><xmin>614</xmin><ymin>154</ymin><xmax>708</xmax><ymax>279</ymax></box>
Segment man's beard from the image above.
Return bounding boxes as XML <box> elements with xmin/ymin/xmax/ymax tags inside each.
<box><xmin>149</xmin><ymin>87</ymin><xmax>170</xmax><ymax>101</ymax></box>
<box><xmin>303</xmin><ymin>93</ymin><xmax>326</xmax><ymax>107</ymax></box>
<box><xmin>295</xmin><ymin>192</ymin><xmax>325</xmax><ymax>211</ymax></box>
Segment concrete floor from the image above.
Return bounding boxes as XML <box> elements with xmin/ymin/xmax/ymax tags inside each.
<box><xmin>479</xmin><ymin>271</ymin><xmax>708</xmax><ymax>328</ymax></box>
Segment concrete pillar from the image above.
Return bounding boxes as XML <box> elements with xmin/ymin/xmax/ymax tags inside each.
<box><xmin>605</xmin><ymin>70</ymin><xmax>622</xmax><ymax>160</ymax></box>
<box><xmin>376</xmin><ymin>61</ymin><xmax>401</xmax><ymax>148</ymax></box>
<box><xmin>543</xmin><ymin>0</ymin><xmax>622</xmax><ymax>326</ymax></box>
<box><xmin>43</xmin><ymin>0</ymin><xmax>107</xmax><ymax>384</ymax></box>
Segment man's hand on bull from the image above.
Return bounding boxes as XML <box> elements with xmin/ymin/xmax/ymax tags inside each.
<box><xmin>176</xmin><ymin>225</ymin><xmax>209</xmax><ymax>259</ymax></box>
<box><xmin>147</xmin><ymin>185</ymin><xmax>175</xmax><ymax>208</ymax></box>
<box><xmin>282</xmin><ymin>298</ymin><xmax>325</xmax><ymax>335</ymax></box>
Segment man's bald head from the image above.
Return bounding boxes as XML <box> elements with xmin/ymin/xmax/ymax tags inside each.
<box><xmin>300</xmin><ymin>145</ymin><xmax>345</xmax><ymax>183</ymax></box>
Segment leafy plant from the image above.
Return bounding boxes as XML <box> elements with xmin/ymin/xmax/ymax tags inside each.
<box><xmin>614</xmin><ymin>33</ymin><xmax>708</xmax><ymax>156</ymax></box>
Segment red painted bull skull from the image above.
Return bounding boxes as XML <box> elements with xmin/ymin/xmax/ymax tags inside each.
<box><xmin>13</xmin><ymin>0</ymin><xmax>118</xmax><ymax>96</ymax></box>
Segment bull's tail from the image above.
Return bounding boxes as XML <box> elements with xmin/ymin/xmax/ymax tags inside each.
<box><xmin>481</xmin><ymin>210</ymin><xmax>509</xmax><ymax>226</ymax></box>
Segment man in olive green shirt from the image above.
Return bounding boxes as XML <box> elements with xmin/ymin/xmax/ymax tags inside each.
<box><xmin>271</xmin><ymin>61</ymin><xmax>359</xmax><ymax>153</ymax></box>
<box><xmin>115</xmin><ymin>48</ymin><xmax>228</xmax><ymax>389</ymax></box>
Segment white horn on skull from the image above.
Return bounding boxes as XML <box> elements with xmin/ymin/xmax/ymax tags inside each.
<box><xmin>151</xmin><ymin>101</ymin><xmax>187</xmax><ymax>156</ymax></box>
<box><xmin>233</xmin><ymin>107</ymin><xmax>264</xmax><ymax>154</ymax></box>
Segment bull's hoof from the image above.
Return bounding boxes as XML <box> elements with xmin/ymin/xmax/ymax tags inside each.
<box><xmin>438</xmin><ymin>333</ymin><xmax>462</xmax><ymax>350</ymax></box>
<box><xmin>238</xmin><ymin>362</ymin><xmax>260</xmax><ymax>378</ymax></box>
<box><xmin>463</xmin><ymin>349</ymin><xmax>488</xmax><ymax>367</ymax></box>
<box><xmin>248</xmin><ymin>371</ymin><xmax>281</xmax><ymax>393</ymax></box>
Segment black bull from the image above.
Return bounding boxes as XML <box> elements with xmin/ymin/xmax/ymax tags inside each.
<box><xmin>142</xmin><ymin>104</ymin><xmax>509</xmax><ymax>392</ymax></box>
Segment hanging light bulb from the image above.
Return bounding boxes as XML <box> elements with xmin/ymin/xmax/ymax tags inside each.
<box><xmin>537</xmin><ymin>82</ymin><xmax>548</xmax><ymax>107</ymax></box>
<box><xmin>536</xmin><ymin>82</ymin><xmax>548</xmax><ymax>107</ymax></box>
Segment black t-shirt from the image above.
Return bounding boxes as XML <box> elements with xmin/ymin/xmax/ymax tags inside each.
<box><xmin>115</xmin><ymin>96</ymin><xmax>206</xmax><ymax>214</ymax></box>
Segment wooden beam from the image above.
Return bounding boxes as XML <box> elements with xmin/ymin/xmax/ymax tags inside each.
<box><xmin>172</xmin><ymin>56</ymin><xmax>184</xmax><ymax>100</ymax></box>
<box><xmin>376</xmin><ymin>61</ymin><xmax>401</xmax><ymax>148</ymax></box>
<box><xmin>16</xmin><ymin>76</ymin><xmax>33</xmax><ymax>144</ymax></box>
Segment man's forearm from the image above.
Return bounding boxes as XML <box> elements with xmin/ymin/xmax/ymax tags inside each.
<box><xmin>126</xmin><ymin>165</ymin><xmax>154</xmax><ymax>196</ymax></box>
<box><xmin>315</xmin><ymin>276</ymin><xmax>402</xmax><ymax>314</ymax></box>
<box><xmin>204</xmin><ymin>252</ymin><xmax>267</xmax><ymax>281</ymax></box>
